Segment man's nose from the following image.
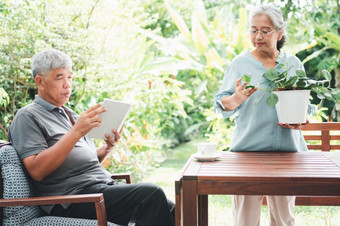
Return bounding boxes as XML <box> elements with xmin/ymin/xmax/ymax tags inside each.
<box><xmin>64</xmin><ymin>79</ymin><xmax>72</xmax><ymax>88</ymax></box>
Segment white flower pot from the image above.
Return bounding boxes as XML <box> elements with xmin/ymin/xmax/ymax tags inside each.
<box><xmin>273</xmin><ymin>90</ymin><xmax>310</xmax><ymax>124</ymax></box>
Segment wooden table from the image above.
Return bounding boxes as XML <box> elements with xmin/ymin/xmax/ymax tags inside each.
<box><xmin>176</xmin><ymin>151</ymin><xmax>340</xmax><ymax>226</ymax></box>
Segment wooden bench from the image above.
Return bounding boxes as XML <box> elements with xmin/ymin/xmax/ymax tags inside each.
<box><xmin>302</xmin><ymin>122</ymin><xmax>340</xmax><ymax>152</ymax></box>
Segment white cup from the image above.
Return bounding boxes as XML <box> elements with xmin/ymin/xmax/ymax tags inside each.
<box><xmin>197</xmin><ymin>142</ymin><xmax>217</xmax><ymax>156</ymax></box>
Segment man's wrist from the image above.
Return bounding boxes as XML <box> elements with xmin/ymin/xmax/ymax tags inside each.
<box><xmin>105</xmin><ymin>144</ymin><xmax>114</xmax><ymax>153</ymax></box>
<box><xmin>69</xmin><ymin>127</ymin><xmax>83</xmax><ymax>141</ymax></box>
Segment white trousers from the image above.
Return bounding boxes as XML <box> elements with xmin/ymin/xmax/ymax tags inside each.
<box><xmin>232</xmin><ymin>195</ymin><xmax>295</xmax><ymax>226</ymax></box>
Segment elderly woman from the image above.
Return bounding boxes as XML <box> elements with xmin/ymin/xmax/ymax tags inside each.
<box><xmin>214</xmin><ymin>4</ymin><xmax>308</xmax><ymax>226</ymax></box>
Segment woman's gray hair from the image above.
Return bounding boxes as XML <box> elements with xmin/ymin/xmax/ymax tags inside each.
<box><xmin>249</xmin><ymin>4</ymin><xmax>286</xmax><ymax>31</ymax></box>
<box><xmin>249</xmin><ymin>4</ymin><xmax>287</xmax><ymax>50</ymax></box>
<box><xmin>31</xmin><ymin>49</ymin><xmax>72</xmax><ymax>78</ymax></box>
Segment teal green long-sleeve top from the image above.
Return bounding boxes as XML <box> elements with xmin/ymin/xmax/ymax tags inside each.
<box><xmin>214</xmin><ymin>50</ymin><xmax>308</xmax><ymax>152</ymax></box>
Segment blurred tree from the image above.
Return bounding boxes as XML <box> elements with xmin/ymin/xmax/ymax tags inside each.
<box><xmin>0</xmin><ymin>0</ymin><xmax>193</xmax><ymax>180</ymax></box>
<box><xmin>290</xmin><ymin>0</ymin><xmax>340</xmax><ymax>120</ymax></box>
<box><xmin>1</xmin><ymin>0</ymin><xmax>339</xmax><ymax>178</ymax></box>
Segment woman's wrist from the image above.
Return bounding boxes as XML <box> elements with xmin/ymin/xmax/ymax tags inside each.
<box><xmin>222</xmin><ymin>94</ymin><xmax>243</xmax><ymax>111</ymax></box>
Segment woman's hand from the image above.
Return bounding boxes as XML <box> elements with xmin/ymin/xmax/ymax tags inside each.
<box><xmin>221</xmin><ymin>78</ymin><xmax>258</xmax><ymax>111</ymax></box>
<box><xmin>277</xmin><ymin>119</ymin><xmax>310</xmax><ymax>130</ymax></box>
<box><xmin>234</xmin><ymin>77</ymin><xmax>258</xmax><ymax>101</ymax></box>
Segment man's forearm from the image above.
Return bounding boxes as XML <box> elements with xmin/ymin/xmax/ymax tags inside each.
<box><xmin>97</xmin><ymin>145</ymin><xmax>113</xmax><ymax>163</ymax></box>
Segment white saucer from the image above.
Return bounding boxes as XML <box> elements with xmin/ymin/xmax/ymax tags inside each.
<box><xmin>193</xmin><ymin>152</ymin><xmax>222</xmax><ymax>162</ymax></box>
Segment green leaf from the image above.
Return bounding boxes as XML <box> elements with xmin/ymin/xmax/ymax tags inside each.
<box><xmin>235</xmin><ymin>8</ymin><xmax>248</xmax><ymax>54</ymax></box>
<box><xmin>241</xmin><ymin>74</ymin><xmax>251</xmax><ymax>83</ymax></box>
<box><xmin>184</xmin><ymin>121</ymin><xmax>206</xmax><ymax>136</ymax></box>
<box><xmin>321</xmin><ymin>69</ymin><xmax>332</xmax><ymax>82</ymax></box>
<box><xmin>331</xmin><ymin>89</ymin><xmax>340</xmax><ymax>100</ymax></box>
<box><xmin>164</xmin><ymin>0</ymin><xmax>192</xmax><ymax>43</ymax></box>
<box><xmin>323</xmin><ymin>91</ymin><xmax>334</xmax><ymax>100</ymax></box>
<box><xmin>296</xmin><ymin>69</ymin><xmax>306</xmax><ymax>78</ymax></box>
<box><xmin>296</xmin><ymin>79</ymin><xmax>307</xmax><ymax>88</ymax></box>
<box><xmin>286</xmin><ymin>76</ymin><xmax>298</xmax><ymax>87</ymax></box>
<box><xmin>266</xmin><ymin>93</ymin><xmax>279</xmax><ymax>106</ymax></box>
<box><xmin>263</xmin><ymin>68</ymin><xmax>279</xmax><ymax>81</ymax></box>
<box><xmin>324</xmin><ymin>32</ymin><xmax>340</xmax><ymax>52</ymax></box>
<box><xmin>317</xmin><ymin>93</ymin><xmax>326</xmax><ymax>100</ymax></box>
<box><xmin>195</xmin><ymin>80</ymin><xmax>208</xmax><ymax>96</ymax></box>
<box><xmin>301</xmin><ymin>46</ymin><xmax>329</xmax><ymax>64</ymax></box>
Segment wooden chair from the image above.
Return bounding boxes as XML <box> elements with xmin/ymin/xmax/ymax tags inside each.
<box><xmin>0</xmin><ymin>144</ymin><xmax>132</xmax><ymax>226</ymax></box>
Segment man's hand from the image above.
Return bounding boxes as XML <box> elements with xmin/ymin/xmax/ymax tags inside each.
<box><xmin>71</xmin><ymin>103</ymin><xmax>107</xmax><ymax>138</ymax></box>
<box><xmin>104</xmin><ymin>127</ymin><xmax>123</xmax><ymax>149</ymax></box>
<box><xmin>97</xmin><ymin>126</ymin><xmax>124</xmax><ymax>162</ymax></box>
<box><xmin>277</xmin><ymin>119</ymin><xmax>310</xmax><ymax>130</ymax></box>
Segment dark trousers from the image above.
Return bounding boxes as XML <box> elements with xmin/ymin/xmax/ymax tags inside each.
<box><xmin>50</xmin><ymin>182</ymin><xmax>175</xmax><ymax>226</ymax></box>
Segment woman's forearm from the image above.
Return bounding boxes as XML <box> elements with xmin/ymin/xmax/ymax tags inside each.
<box><xmin>221</xmin><ymin>94</ymin><xmax>244</xmax><ymax>111</ymax></box>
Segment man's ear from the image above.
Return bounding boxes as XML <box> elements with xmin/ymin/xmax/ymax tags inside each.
<box><xmin>35</xmin><ymin>75</ymin><xmax>45</xmax><ymax>89</ymax></box>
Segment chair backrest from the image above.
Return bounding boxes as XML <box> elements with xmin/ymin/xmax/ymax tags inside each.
<box><xmin>301</xmin><ymin>122</ymin><xmax>340</xmax><ymax>151</ymax></box>
<box><xmin>0</xmin><ymin>145</ymin><xmax>44</xmax><ymax>225</ymax></box>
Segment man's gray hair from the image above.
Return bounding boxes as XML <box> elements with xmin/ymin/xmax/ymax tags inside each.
<box><xmin>31</xmin><ymin>49</ymin><xmax>72</xmax><ymax>78</ymax></box>
<box><xmin>249</xmin><ymin>4</ymin><xmax>286</xmax><ymax>31</ymax></box>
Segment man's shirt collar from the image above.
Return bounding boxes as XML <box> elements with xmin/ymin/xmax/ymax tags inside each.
<box><xmin>34</xmin><ymin>95</ymin><xmax>61</xmax><ymax>112</ymax></box>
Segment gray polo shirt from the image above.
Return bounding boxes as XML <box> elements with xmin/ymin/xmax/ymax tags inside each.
<box><xmin>8</xmin><ymin>95</ymin><xmax>112</xmax><ymax>213</ymax></box>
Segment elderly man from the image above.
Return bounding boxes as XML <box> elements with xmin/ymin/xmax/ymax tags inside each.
<box><xmin>8</xmin><ymin>49</ymin><xmax>175</xmax><ymax>226</ymax></box>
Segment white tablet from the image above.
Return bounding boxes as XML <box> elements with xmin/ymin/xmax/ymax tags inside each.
<box><xmin>87</xmin><ymin>99</ymin><xmax>132</xmax><ymax>139</ymax></box>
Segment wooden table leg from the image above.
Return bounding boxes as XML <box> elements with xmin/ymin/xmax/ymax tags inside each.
<box><xmin>182</xmin><ymin>179</ymin><xmax>198</xmax><ymax>226</ymax></box>
<box><xmin>199</xmin><ymin>195</ymin><xmax>208</xmax><ymax>226</ymax></box>
<box><xmin>175</xmin><ymin>179</ymin><xmax>182</xmax><ymax>226</ymax></box>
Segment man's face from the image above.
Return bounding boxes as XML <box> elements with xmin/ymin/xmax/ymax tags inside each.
<box><xmin>36</xmin><ymin>67</ymin><xmax>73</xmax><ymax>107</ymax></box>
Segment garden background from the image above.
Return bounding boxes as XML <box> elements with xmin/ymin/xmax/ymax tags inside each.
<box><xmin>1</xmin><ymin>0</ymin><xmax>340</xmax><ymax>224</ymax></box>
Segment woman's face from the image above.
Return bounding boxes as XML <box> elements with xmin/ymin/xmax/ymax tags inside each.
<box><xmin>250</xmin><ymin>14</ymin><xmax>283</xmax><ymax>53</ymax></box>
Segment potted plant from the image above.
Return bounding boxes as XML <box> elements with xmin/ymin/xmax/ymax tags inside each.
<box><xmin>242</xmin><ymin>62</ymin><xmax>339</xmax><ymax>124</ymax></box>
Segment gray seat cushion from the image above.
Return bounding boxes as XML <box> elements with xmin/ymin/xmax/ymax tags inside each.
<box><xmin>0</xmin><ymin>145</ymin><xmax>119</xmax><ymax>226</ymax></box>
<box><xmin>24</xmin><ymin>216</ymin><xmax>118</xmax><ymax>225</ymax></box>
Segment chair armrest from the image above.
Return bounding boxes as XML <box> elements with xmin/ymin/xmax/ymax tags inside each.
<box><xmin>111</xmin><ymin>173</ymin><xmax>133</xmax><ymax>184</ymax></box>
<box><xmin>0</xmin><ymin>193</ymin><xmax>103</xmax><ymax>207</ymax></box>
<box><xmin>0</xmin><ymin>194</ymin><xmax>108</xmax><ymax>226</ymax></box>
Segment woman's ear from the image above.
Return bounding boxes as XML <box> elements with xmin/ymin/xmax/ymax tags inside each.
<box><xmin>278</xmin><ymin>29</ymin><xmax>284</xmax><ymax>41</ymax></box>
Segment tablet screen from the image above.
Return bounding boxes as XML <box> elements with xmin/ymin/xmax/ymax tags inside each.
<box><xmin>87</xmin><ymin>99</ymin><xmax>132</xmax><ymax>139</ymax></box>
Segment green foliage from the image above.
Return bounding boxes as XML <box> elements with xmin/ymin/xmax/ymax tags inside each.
<box><xmin>0</xmin><ymin>88</ymin><xmax>9</xmax><ymax>107</ymax></box>
<box><xmin>289</xmin><ymin>1</ymin><xmax>340</xmax><ymax>119</ymax></box>
<box><xmin>1</xmin><ymin>0</ymin><xmax>340</xmax><ymax>178</ymax></box>
<box><xmin>0</xmin><ymin>0</ymin><xmax>194</xmax><ymax>179</ymax></box>
<box><xmin>146</xmin><ymin>0</ymin><xmax>250</xmax><ymax>144</ymax></box>
<box><xmin>245</xmin><ymin>62</ymin><xmax>337</xmax><ymax>107</ymax></box>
